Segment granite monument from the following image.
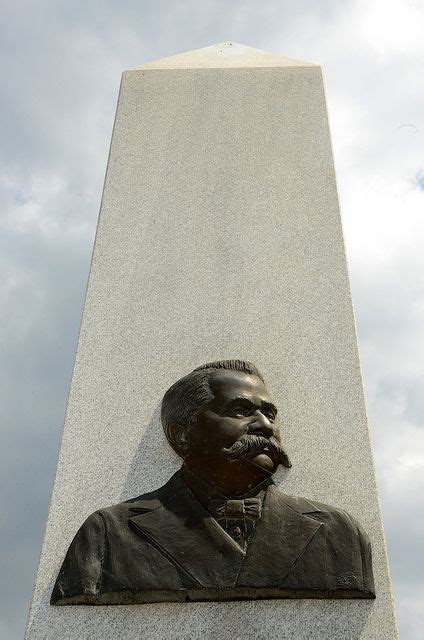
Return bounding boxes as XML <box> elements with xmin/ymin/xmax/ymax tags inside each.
<box><xmin>25</xmin><ymin>43</ymin><xmax>398</xmax><ymax>639</ymax></box>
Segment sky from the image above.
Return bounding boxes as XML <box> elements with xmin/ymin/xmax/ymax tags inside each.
<box><xmin>0</xmin><ymin>0</ymin><xmax>423</xmax><ymax>637</ymax></box>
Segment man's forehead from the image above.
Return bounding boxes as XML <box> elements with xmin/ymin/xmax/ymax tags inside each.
<box><xmin>209</xmin><ymin>369</ymin><xmax>272</xmax><ymax>401</ymax></box>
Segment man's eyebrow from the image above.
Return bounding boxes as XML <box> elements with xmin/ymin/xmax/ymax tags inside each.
<box><xmin>224</xmin><ymin>397</ymin><xmax>277</xmax><ymax>415</ymax></box>
<box><xmin>226</xmin><ymin>396</ymin><xmax>254</xmax><ymax>405</ymax></box>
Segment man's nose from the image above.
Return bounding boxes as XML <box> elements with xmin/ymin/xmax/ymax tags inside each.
<box><xmin>248</xmin><ymin>411</ymin><xmax>274</xmax><ymax>438</ymax></box>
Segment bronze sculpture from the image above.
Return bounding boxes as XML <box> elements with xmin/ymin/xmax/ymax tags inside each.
<box><xmin>51</xmin><ymin>360</ymin><xmax>375</xmax><ymax>604</ymax></box>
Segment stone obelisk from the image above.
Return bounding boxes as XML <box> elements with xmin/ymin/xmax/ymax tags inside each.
<box><xmin>26</xmin><ymin>43</ymin><xmax>398</xmax><ymax>638</ymax></box>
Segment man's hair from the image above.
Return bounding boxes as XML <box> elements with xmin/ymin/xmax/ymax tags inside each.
<box><xmin>161</xmin><ymin>360</ymin><xmax>264</xmax><ymax>458</ymax></box>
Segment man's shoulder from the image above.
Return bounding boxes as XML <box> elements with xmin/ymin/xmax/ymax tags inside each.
<box><xmin>271</xmin><ymin>486</ymin><xmax>367</xmax><ymax>537</ymax></box>
<box><xmin>88</xmin><ymin>470</ymin><xmax>183</xmax><ymax>523</ymax></box>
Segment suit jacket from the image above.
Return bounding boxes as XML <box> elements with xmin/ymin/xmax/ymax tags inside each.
<box><xmin>51</xmin><ymin>470</ymin><xmax>375</xmax><ymax>604</ymax></box>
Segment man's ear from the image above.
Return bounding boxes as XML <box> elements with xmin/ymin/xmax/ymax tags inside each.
<box><xmin>168</xmin><ymin>423</ymin><xmax>190</xmax><ymax>457</ymax></box>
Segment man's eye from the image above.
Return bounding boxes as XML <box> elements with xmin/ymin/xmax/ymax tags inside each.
<box><xmin>232</xmin><ymin>406</ymin><xmax>250</xmax><ymax>417</ymax></box>
<box><xmin>264</xmin><ymin>410</ymin><xmax>276</xmax><ymax>422</ymax></box>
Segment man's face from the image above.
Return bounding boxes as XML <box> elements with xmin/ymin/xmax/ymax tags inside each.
<box><xmin>187</xmin><ymin>370</ymin><xmax>282</xmax><ymax>475</ymax></box>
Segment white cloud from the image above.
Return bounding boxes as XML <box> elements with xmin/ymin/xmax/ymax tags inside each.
<box><xmin>358</xmin><ymin>0</ymin><xmax>424</xmax><ymax>56</ymax></box>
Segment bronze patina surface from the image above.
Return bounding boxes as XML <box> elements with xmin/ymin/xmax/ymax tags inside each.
<box><xmin>51</xmin><ymin>360</ymin><xmax>375</xmax><ymax>605</ymax></box>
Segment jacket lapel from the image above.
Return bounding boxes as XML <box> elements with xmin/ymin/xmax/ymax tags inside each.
<box><xmin>238</xmin><ymin>485</ymin><xmax>323</xmax><ymax>586</ymax></box>
<box><xmin>128</xmin><ymin>473</ymin><xmax>245</xmax><ymax>588</ymax></box>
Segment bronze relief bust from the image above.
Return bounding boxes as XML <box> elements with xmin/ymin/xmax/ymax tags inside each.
<box><xmin>51</xmin><ymin>360</ymin><xmax>375</xmax><ymax>605</ymax></box>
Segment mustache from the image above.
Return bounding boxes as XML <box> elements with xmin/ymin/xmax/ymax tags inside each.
<box><xmin>222</xmin><ymin>435</ymin><xmax>292</xmax><ymax>469</ymax></box>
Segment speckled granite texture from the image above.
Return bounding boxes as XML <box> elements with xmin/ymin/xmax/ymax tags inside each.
<box><xmin>25</xmin><ymin>43</ymin><xmax>398</xmax><ymax>639</ymax></box>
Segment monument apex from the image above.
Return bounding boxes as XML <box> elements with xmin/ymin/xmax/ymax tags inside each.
<box><xmin>130</xmin><ymin>42</ymin><xmax>316</xmax><ymax>70</ymax></box>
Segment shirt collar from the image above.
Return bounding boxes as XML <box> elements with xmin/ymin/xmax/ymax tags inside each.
<box><xmin>181</xmin><ymin>463</ymin><xmax>273</xmax><ymax>511</ymax></box>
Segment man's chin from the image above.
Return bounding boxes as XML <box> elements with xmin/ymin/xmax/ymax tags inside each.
<box><xmin>249</xmin><ymin>452</ymin><xmax>278</xmax><ymax>473</ymax></box>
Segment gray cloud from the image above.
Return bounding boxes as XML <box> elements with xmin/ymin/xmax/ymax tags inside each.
<box><xmin>1</xmin><ymin>1</ymin><xmax>423</xmax><ymax>637</ymax></box>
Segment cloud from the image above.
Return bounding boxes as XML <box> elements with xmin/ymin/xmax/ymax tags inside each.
<box><xmin>1</xmin><ymin>1</ymin><xmax>423</xmax><ymax>638</ymax></box>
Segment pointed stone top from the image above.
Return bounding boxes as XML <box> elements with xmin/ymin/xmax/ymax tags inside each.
<box><xmin>130</xmin><ymin>42</ymin><xmax>316</xmax><ymax>71</ymax></box>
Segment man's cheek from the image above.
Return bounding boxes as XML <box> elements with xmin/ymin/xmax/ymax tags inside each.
<box><xmin>219</xmin><ymin>420</ymin><xmax>248</xmax><ymax>442</ymax></box>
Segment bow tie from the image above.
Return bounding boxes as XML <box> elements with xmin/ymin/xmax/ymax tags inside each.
<box><xmin>208</xmin><ymin>497</ymin><xmax>262</xmax><ymax>521</ymax></box>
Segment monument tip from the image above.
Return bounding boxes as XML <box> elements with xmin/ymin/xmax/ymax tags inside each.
<box><xmin>129</xmin><ymin>42</ymin><xmax>316</xmax><ymax>71</ymax></box>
